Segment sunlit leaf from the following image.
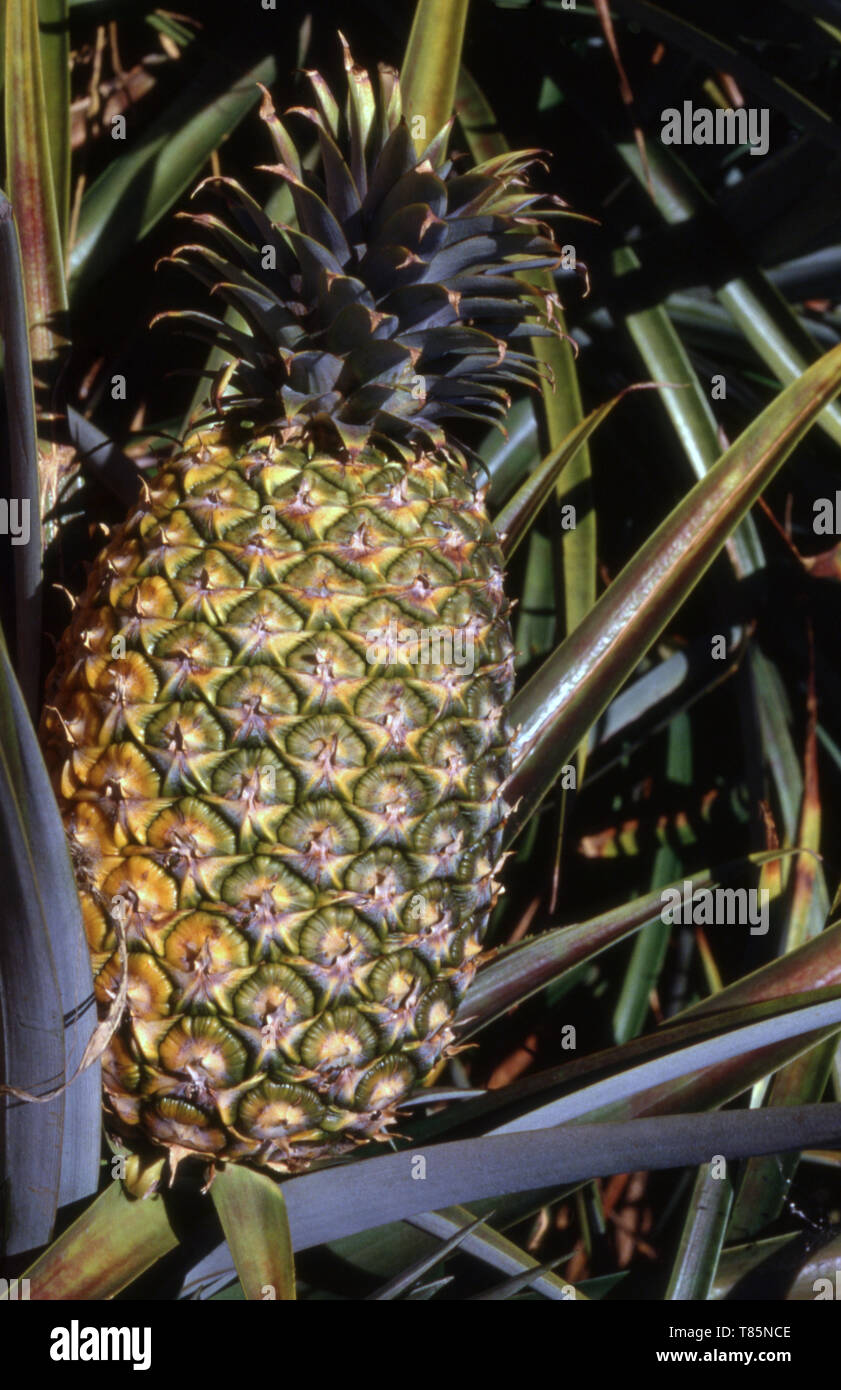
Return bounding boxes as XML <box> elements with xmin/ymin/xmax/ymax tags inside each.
<box><xmin>401</xmin><ymin>0</ymin><xmax>469</xmax><ymax>153</ymax></box>
<box><xmin>666</xmin><ymin>1164</ymin><xmax>732</xmax><ymax>1300</ymax></box>
<box><xmin>14</xmin><ymin>1180</ymin><xmax>177</xmax><ymax>1299</ymax></box>
<box><xmin>211</xmin><ymin>1165</ymin><xmax>296</xmax><ymax>1301</ymax></box>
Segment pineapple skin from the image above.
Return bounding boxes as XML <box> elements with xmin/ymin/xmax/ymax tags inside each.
<box><xmin>42</xmin><ymin>426</ymin><xmax>514</xmax><ymax>1171</ymax></box>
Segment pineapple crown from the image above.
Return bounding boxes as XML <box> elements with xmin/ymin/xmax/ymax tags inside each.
<box><xmin>160</xmin><ymin>35</ymin><xmax>564</xmax><ymax>453</ymax></box>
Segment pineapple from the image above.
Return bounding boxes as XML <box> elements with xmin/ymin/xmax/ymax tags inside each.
<box><xmin>41</xmin><ymin>40</ymin><xmax>559</xmax><ymax>1174</ymax></box>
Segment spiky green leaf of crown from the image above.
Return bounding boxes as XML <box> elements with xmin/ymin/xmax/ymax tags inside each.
<box><xmin>160</xmin><ymin>36</ymin><xmax>562</xmax><ymax>450</ymax></box>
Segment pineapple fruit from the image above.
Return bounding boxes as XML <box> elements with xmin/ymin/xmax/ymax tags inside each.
<box><xmin>41</xmin><ymin>41</ymin><xmax>559</xmax><ymax>1174</ymax></box>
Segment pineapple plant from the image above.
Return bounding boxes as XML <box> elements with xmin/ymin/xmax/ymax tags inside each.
<box><xmin>40</xmin><ymin>39</ymin><xmax>561</xmax><ymax>1175</ymax></box>
<box><xmin>4</xmin><ymin>0</ymin><xmax>841</xmax><ymax>1307</ymax></box>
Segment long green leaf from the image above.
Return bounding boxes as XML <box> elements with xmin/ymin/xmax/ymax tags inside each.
<box><xmin>69</xmin><ymin>50</ymin><xmax>278</xmax><ymax>296</ymax></box>
<box><xmin>666</xmin><ymin>1164</ymin><xmax>732</xmax><ymax>1300</ymax></box>
<box><xmin>0</xmin><ymin>661</ymin><xmax>63</xmax><ymax>1254</ymax></box>
<box><xmin>420</xmin><ymin>981</ymin><xmax>841</xmax><ymax>1151</ymax></box>
<box><xmin>36</xmin><ymin>0</ymin><xmax>70</xmax><ymax>251</ymax></box>
<box><xmin>180</xmin><ymin>1188</ymin><xmax>563</xmax><ymax>1300</ymax></box>
<box><xmin>613</xmin><ymin>243</ymin><xmax>764</xmax><ymax>580</ymax></box>
<box><xmin>15</xmin><ymin>1180</ymin><xmax>177</xmax><ymax>1299</ymax></box>
<box><xmin>368</xmin><ymin>1212</ymin><xmax>485</xmax><ymax>1299</ymax></box>
<box><xmin>458</xmin><ymin>61</ymin><xmax>595</xmax><ymax>784</ymax></box>
<box><xmin>211</xmin><ymin>1165</ymin><xmax>296</xmax><ymax>1301</ymax></box>
<box><xmin>457</xmin><ymin>860</ymin><xmax>746</xmax><ymax>1037</ymax></box>
<box><xmin>4</xmin><ymin>0</ymin><xmax>68</xmax><ymax>363</ymax></box>
<box><xmin>495</xmin><ymin>389</ymin><xmax>641</xmax><ymax>560</ymax></box>
<box><xmin>612</xmin><ymin>710</ymin><xmax>692</xmax><ymax>1042</ymax></box>
<box><xmin>408</xmin><ymin>1208</ymin><xmax>581</xmax><ymax>1300</ymax></box>
<box><xmin>401</xmin><ymin>0</ymin><xmax>470</xmax><ymax>152</ymax></box>
<box><xmin>611</xmin><ymin>236</ymin><xmax>831</xmax><ymax>996</ymax></box>
<box><xmin>679</xmin><ymin>918</ymin><xmax>841</xmax><ymax>1023</ymax></box>
<box><xmin>505</xmin><ymin>342</ymin><xmax>841</xmax><ymax>842</ymax></box>
<box><xmin>469</xmin><ymin>1255</ymin><xmax>572</xmax><ymax>1300</ymax></box>
<box><xmin>613</xmin><ymin>207</ymin><xmax>836</xmax><ymax>1232</ymax></box>
<box><xmin>481</xmin><ymin>398</ymin><xmax>540</xmax><ymax>507</ymax></box>
<box><xmin>728</xmin><ymin>688</ymin><xmax>832</xmax><ymax>1241</ymax></box>
<box><xmin>619</xmin><ymin>138</ymin><xmax>841</xmax><ymax>451</ymax></box>
<box><xmin>473</xmin><ymin>854</ymin><xmax>787</xmax><ymax>1038</ymax></box>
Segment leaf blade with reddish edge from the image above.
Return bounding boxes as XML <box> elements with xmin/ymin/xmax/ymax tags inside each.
<box><xmin>4</xmin><ymin>0</ymin><xmax>68</xmax><ymax>365</ymax></box>
<box><xmin>12</xmin><ymin>1182</ymin><xmax>177</xmax><ymax>1300</ymax></box>
<box><xmin>678</xmin><ymin>918</ymin><xmax>841</xmax><ymax>1022</ymax></box>
<box><xmin>488</xmin><ymin>994</ymin><xmax>841</xmax><ymax>1134</ymax></box>
<box><xmin>37</xmin><ymin>0</ymin><xmax>71</xmax><ymax>252</ymax></box>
